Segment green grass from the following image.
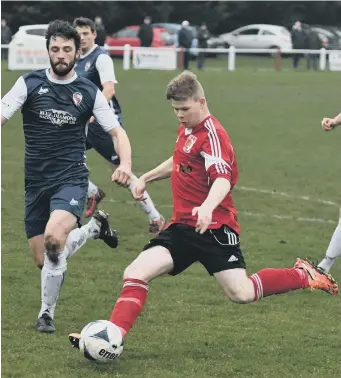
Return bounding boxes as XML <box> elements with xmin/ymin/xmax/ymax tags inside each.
<box><xmin>1</xmin><ymin>59</ymin><xmax>341</xmax><ymax>378</ymax></box>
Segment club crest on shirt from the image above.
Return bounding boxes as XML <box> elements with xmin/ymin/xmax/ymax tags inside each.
<box><xmin>183</xmin><ymin>135</ymin><xmax>197</xmax><ymax>153</ymax></box>
<box><xmin>73</xmin><ymin>92</ymin><xmax>83</xmax><ymax>106</ymax></box>
<box><xmin>85</xmin><ymin>61</ymin><xmax>91</xmax><ymax>71</ymax></box>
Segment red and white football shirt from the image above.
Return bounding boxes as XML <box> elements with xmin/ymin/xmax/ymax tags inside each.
<box><xmin>170</xmin><ymin>115</ymin><xmax>240</xmax><ymax>233</ymax></box>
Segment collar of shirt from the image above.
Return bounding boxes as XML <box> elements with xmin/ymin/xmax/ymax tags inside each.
<box><xmin>80</xmin><ymin>44</ymin><xmax>98</xmax><ymax>59</ymax></box>
<box><xmin>182</xmin><ymin>114</ymin><xmax>212</xmax><ymax>135</ymax></box>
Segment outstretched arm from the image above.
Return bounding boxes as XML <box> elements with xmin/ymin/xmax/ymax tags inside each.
<box><xmin>141</xmin><ymin>157</ymin><xmax>174</xmax><ymax>183</ymax></box>
<box><xmin>92</xmin><ymin>89</ymin><xmax>132</xmax><ymax>186</ymax></box>
<box><xmin>131</xmin><ymin>157</ymin><xmax>173</xmax><ymax>201</ymax></box>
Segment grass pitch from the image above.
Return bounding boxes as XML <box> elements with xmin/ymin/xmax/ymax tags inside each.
<box><xmin>1</xmin><ymin>57</ymin><xmax>340</xmax><ymax>378</ymax></box>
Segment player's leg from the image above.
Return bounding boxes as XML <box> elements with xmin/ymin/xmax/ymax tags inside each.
<box><xmin>28</xmin><ymin>235</ymin><xmax>45</xmax><ymax>269</ymax></box>
<box><xmin>108</xmin><ymin>246</ymin><xmax>173</xmax><ymax>337</ymax></box>
<box><xmin>37</xmin><ymin>207</ymin><xmax>78</xmax><ymax>332</ymax></box>
<box><xmin>69</xmin><ymin>224</ymin><xmax>196</xmax><ymax>347</ymax></box>
<box><xmin>127</xmin><ymin>172</ymin><xmax>165</xmax><ymax>234</ymax></box>
<box><xmin>69</xmin><ymin>245</ymin><xmax>172</xmax><ymax>347</ymax></box>
<box><xmin>25</xmin><ymin>187</ymin><xmax>50</xmax><ymax>268</ymax></box>
<box><xmin>84</xmin><ymin>134</ymin><xmax>106</xmax><ymax>218</ymax></box>
<box><xmin>199</xmin><ymin>226</ymin><xmax>338</xmax><ymax>304</ymax></box>
<box><xmin>108</xmin><ymin>224</ymin><xmax>197</xmax><ymax>338</ymax></box>
<box><xmin>37</xmin><ymin>185</ymin><xmax>118</xmax><ymax>332</ymax></box>
<box><xmin>317</xmin><ymin>208</ymin><xmax>341</xmax><ymax>273</ymax></box>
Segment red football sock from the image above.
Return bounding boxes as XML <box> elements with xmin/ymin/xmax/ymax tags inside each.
<box><xmin>250</xmin><ymin>268</ymin><xmax>308</xmax><ymax>301</ymax></box>
<box><xmin>109</xmin><ymin>278</ymin><xmax>149</xmax><ymax>338</ymax></box>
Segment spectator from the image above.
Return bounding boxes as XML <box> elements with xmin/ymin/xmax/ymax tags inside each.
<box><xmin>291</xmin><ymin>21</ymin><xmax>307</xmax><ymax>69</ymax></box>
<box><xmin>138</xmin><ymin>16</ymin><xmax>153</xmax><ymax>47</ymax></box>
<box><xmin>197</xmin><ymin>22</ymin><xmax>210</xmax><ymax>70</ymax></box>
<box><xmin>178</xmin><ymin>20</ymin><xmax>193</xmax><ymax>70</ymax></box>
<box><xmin>306</xmin><ymin>30</ymin><xmax>321</xmax><ymax>71</ymax></box>
<box><xmin>94</xmin><ymin>16</ymin><xmax>106</xmax><ymax>47</ymax></box>
<box><xmin>1</xmin><ymin>18</ymin><xmax>12</xmax><ymax>60</ymax></box>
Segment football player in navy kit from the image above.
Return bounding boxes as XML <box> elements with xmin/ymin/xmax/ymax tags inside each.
<box><xmin>1</xmin><ymin>20</ymin><xmax>133</xmax><ymax>333</ymax></box>
<box><xmin>73</xmin><ymin>17</ymin><xmax>165</xmax><ymax>233</ymax></box>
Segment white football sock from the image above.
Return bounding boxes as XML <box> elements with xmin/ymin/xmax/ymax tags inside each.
<box><xmin>38</xmin><ymin>218</ymin><xmax>102</xmax><ymax>319</ymax></box>
<box><xmin>318</xmin><ymin>216</ymin><xmax>341</xmax><ymax>273</ymax></box>
<box><xmin>129</xmin><ymin>176</ymin><xmax>161</xmax><ymax>222</ymax></box>
<box><xmin>65</xmin><ymin>218</ymin><xmax>101</xmax><ymax>259</ymax></box>
<box><xmin>38</xmin><ymin>250</ymin><xmax>67</xmax><ymax>319</ymax></box>
<box><xmin>88</xmin><ymin>180</ymin><xmax>99</xmax><ymax>198</ymax></box>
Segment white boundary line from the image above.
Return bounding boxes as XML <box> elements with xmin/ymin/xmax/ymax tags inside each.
<box><xmin>2</xmin><ymin>178</ymin><xmax>339</xmax><ymax>224</ymax></box>
<box><xmin>104</xmin><ymin>198</ymin><xmax>337</xmax><ymax>225</ymax></box>
<box><xmin>236</xmin><ymin>186</ymin><xmax>340</xmax><ymax>208</ymax></box>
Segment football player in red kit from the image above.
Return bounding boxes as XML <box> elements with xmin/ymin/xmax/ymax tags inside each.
<box><xmin>69</xmin><ymin>71</ymin><xmax>338</xmax><ymax>350</ymax></box>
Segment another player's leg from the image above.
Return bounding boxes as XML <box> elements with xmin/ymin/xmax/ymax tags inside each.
<box><xmin>317</xmin><ymin>209</ymin><xmax>341</xmax><ymax>274</ymax></box>
<box><xmin>84</xmin><ymin>131</ymin><xmax>106</xmax><ymax>218</ymax></box>
<box><xmin>128</xmin><ymin>174</ymin><xmax>165</xmax><ymax>234</ymax></box>
<box><xmin>85</xmin><ymin>180</ymin><xmax>106</xmax><ymax>218</ymax></box>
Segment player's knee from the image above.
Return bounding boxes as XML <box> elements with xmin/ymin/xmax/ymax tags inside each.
<box><xmin>224</xmin><ymin>288</ymin><xmax>253</xmax><ymax>304</ymax></box>
<box><xmin>44</xmin><ymin>234</ymin><xmax>62</xmax><ymax>265</ymax></box>
<box><xmin>123</xmin><ymin>264</ymin><xmax>150</xmax><ymax>283</ymax></box>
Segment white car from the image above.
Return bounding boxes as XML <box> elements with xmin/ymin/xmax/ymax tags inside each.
<box><xmin>9</xmin><ymin>24</ymin><xmax>49</xmax><ymax>70</ymax></box>
<box><xmin>11</xmin><ymin>24</ymin><xmax>48</xmax><ymax>43</ymax></box>
<box><xmin>220</xmin><ymin>24</ymin><xmax>292</xmax><ymax>51</ymax></box>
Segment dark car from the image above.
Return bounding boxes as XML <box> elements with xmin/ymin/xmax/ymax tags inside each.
<box><xmin>302</xmin><ymin>24</ymin><xmax>341</xmax><ymax>50</ymax></box>
<box><xmin>311</xmin><ymin>26</ymin><xmax>341</xmax><ymax>50</ymax></box>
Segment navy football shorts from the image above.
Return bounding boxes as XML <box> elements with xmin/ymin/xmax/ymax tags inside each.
<box><xmin>25</xmin><ymin>183</ymin><xmax>88</xmax><ymax>239</ymax></box>
<box><xmin>86</xmin><ymin>113</ymin><xmax>124</xmax><ymax>165</ymax></box>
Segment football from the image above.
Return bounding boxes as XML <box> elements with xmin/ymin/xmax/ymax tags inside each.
<box><xmin>79</xmin><ymin>320</ymin><xmax>124</xmax><ymax>363</ymax></box>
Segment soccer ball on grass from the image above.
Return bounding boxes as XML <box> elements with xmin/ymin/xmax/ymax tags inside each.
<box><xmin>79</xmin><ymin>320</ymin><xmax>124</xmax><ymax>363</ymax></box>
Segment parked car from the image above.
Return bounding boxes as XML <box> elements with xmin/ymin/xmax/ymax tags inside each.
<box><xmin>219</xmin><ymin>24</ymin><xmax>292</xmax><ymax>51</ymax></box>
<box><xmin>11</xmin><ymin>24</ymin><xmax>48</xmax><ymax>42</ymax></box>
<box><xmin>328</xmin><ymin>26</ymin><xmax>341</xmax><ymax>39</ymax></box>
<box><xmin>105</xmin><ymin>25</ymin><xmax>173</xmax><ymax>56</ymax></box>
<box><xmin>152</xmin><ymin>22</ymin><xmax>225</xmax><ymax>57</ymax></box>
<box><xmin>310</xmin><ymin>26</ymin><xmax>341</xmax><ymax>50</ymax></box>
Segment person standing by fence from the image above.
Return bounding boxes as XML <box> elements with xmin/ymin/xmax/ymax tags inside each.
<box><xmin>1</xmin><ymin>18</ymin><xmax>12</xmax><ymax>60</ymax></box>
<box><xmin>291</xmin><ymin>21</ymin><xmax>307</xmax><ymax>69</ymax></box>
<box><xmin>178</xmin><ymin>20</ymin><xmax>193</xmax><ymax>70</ymax></box>
<box><xmin>197</xmin><ymin>22</ymin><xmax>210</xmax><ymax>70</ymax></box>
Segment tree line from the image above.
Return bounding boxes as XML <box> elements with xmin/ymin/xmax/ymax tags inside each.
<box><xmin>2</xmin><ymin>1</ymin><xmax>341</xmax><ymax>36</ymax></box>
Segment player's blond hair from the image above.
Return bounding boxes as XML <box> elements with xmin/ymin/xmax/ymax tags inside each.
<box><xmin>166</xmin><ymin>71</ymin><xmax>205</xmax><ymax>101</ymax></box>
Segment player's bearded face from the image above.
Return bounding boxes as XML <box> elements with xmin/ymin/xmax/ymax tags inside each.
<box><xmin>49</xmin><ymin>37</ymin><xmax>79</xmax><ymax>77</ymax></box>
<box><xmin>50</xmin><ymin>54</ymin><xmax>77</xmax><ymax>76</ymax></box>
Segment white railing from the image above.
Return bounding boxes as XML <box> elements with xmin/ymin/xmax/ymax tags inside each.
<box><xmin>118</xmin><ymin>45</ymin><xmax>338</xmax><ymax>71</ymax></box>
<box><xmin>2</xmin><ymin>43</ymin><xmax>341</xmax><ymax>71</ymax></box>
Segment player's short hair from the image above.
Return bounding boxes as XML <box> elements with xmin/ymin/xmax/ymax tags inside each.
<box><xmin>46</xmin><ymin>20</ymin><xmax>80</xmax><ymax>51</ymax></box>
<box><xmin>166</xmin><ymin>71</ymin><xmax>205</xmax><ymax>101</ymax></box>
<box><xmin>73</xmin><ymin>17</ymin><xmax>96</xmax><ymax>33</ymax></box>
